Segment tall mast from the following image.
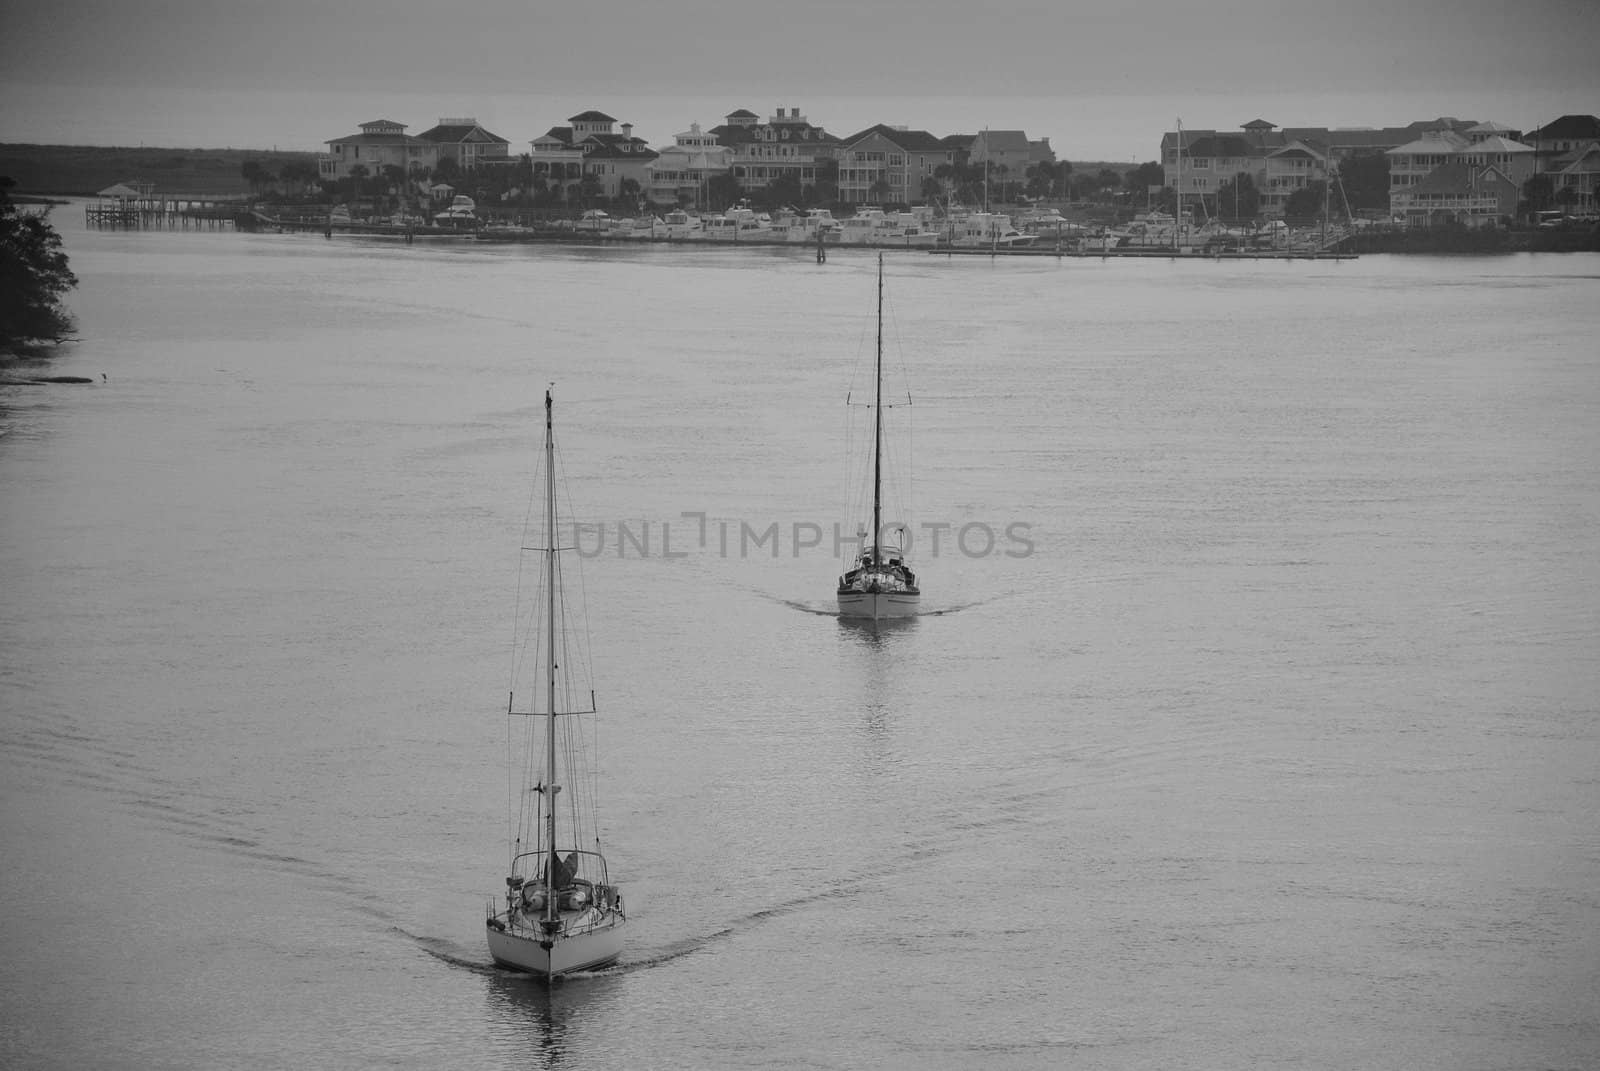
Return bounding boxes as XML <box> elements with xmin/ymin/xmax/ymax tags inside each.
<box><xmin>543</xmin><ymin>389</ymin><xmax>558</xmax><ymax>924</ymax></box>
<box><xmin>872</xmin><ymin>255</ymin><xmax>884</xmax><ymax>560</ymax></box>
<box><xmin>1175</xmin><ymin>118</ymin><xmax>1183</xmax><ymax>251</ymax></box>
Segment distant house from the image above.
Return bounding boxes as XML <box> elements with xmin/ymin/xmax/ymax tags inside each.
<box><xmin>836</xmin><ymin>124</ymin><xmax>957</xmax><ymax>205</ymax></box>
<box><xmin>1173</xmin><ymin>131</ymin><xmax>1269</xmax><ymax>214</ymax></box>
<box><xmin>531</xmin><ymin>111</ymin><xmax>657</xmax><ymax>202</ymax></box>
<box><xmin>1527</xmin><ymin>114</ymin><xmax>1600</xmax><ymax>157</ymax></box>
<box><xmin>968</xmin><ymin>129</ymin><xmax>1038</xmax><ymax>198</ymax></box>
<box><xmin>1260</xmin><ymin>140</ymin><xmax>1329</xmax><ymax>216</ymax></box>
<box><xmin>581</xmin><ymin>125</ymin><xmax>659</xmax><ymax>202</ymax></box>
<box><xmin>1389</xmin><ymin>160</ymin><xmax>1520</xmax><ymax>227</ymax></box>
<box><xmin>531</xmin><ymin>125</ymin><xmax>586</xmax><ymax>192</ymax></box>
<box><xmin>646</xmin><ymin>123</ymin><xmax>735</xmax><ymax>207</ymax></box>
<box><xmin>1545</xmin><ymin>140</ymin><xmax>1600</xmax><ymax>215</ymax></box>
<box><xmin>1166</xmin><ymin>121</ymin><xmax>1337</xmax><ymax>217</ymax></box>
<box><xmin>1526</xmin><ymin>116</ymin><xmax>1600</xmax><ymax>216</ymax></box>
<box><xmin>96</xmin><ymin>182</ymin><xmax>146</xmax><ymax>202</ymax></box>
<box><xmin>710</xmin><ymin>106</ymin><xmax>841</xmax><ymax>199</ymax></box>
<box><xmin>320</xmin><ymin>119</ymin><xmax>437</xmax><ymax>182</ymax></box>
<box><xmin>1163</xmin><ymin>117</ymin><xmax>1531</xmax><ymax>220</ymax></box>
<box><xmin>415</xmin><ymin>118</ymin><xmax>511</xmax><ymax>173</ymax></box>
<box><xmin>1386</xmin><ymin>131</ymin><xmax>1534</xmax><ymax>221</ymax></box>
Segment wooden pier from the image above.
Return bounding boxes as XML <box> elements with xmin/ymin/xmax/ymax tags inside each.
<box><xmin>86</xmin><ymin>184</ymin><xmax>243</xmax><ymax>230</ymax></box>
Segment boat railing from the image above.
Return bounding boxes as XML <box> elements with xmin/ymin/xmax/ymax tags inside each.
<box><xmin>510</xmin><ymin>848</ymin><xmax>611</xmax><ymax>888</ymax></box>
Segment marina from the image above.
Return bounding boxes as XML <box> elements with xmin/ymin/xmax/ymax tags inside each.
<box><xmin>237</xmin><ymin>203</ymin><xmax>1360</xmax><ymax>257</ymax></box>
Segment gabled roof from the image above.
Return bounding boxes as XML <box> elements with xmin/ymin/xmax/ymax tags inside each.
<box><xmin>1530</xmin><ymin>114</ymin><xmax>1600</xmax><ymax>141</ymax></box>
<box><xmin>97</xmin><ymin>183</ymin><xmax>142</xmax><ymax>198</ymax></box>
<box><xmin>1267</xmin><ymin>146</ymin><xmax>1319</xmax><ymax>161</ymax></box>
<box><xmin>535</xmin><ymin>127</ymin><xmax>574</xmax><ymax>145</ymax></box>
<box><xmin>1313</xmin><ymin>127</ymin><xmax>1417</xmax><ymax>152</ymax></box>
<box><xmin>840</xmin><ymin>124</ymin><xmax>949</xmax><ymax>152</ymax></box>
<box><xmin>326</xmin><ymin>132</ymin><xmax>430</xmax><ymax>146</ymax></box>
<box><xmin>1468</xmin><ymin>135</ymin><xmax>1533</xmax><ymax>153</ymax></box>
<box><xmin>1406</xmin><ymin>116</ymin><xmax>1477</xmax><ymax>133</ymax></box>
<box><xmin>1478</xmin><ymin>165</ymin><xmax>1518</xmax><ymax>189</ymax></box>
<box><xmin>709</xmin><ymin>123</ymin><xmax>758</xmax><ymax>145</ymax></box>
<box><xmin>726</xmin><ymin>108</ymin><xmax>759</xmax><ymax>119</ymax></box>
<box><xmin>1551</xmin><ymin>142</ymin><xmax>1600</xmax><ymax>173</ymax></box>
<box><xmin>973</xmin><ymin>130</ymin><xmax>1031</xmax><ymax>153</ymax></box>
<box><xmin>417</xmin><ymin>122</ymin><xmax>508</xmax><ymax>145</ymax></box>
<box><xmin>568</xmin><ymin>110</ymin><xmax>617</xmax><ymax>123</ymax></box>
<box><xmin>1243</xmin><ymin>118</ymin><xmax>1276</xmax><ymax>130</ymax></box>
<box><xmin>580</xmin><ymin>135</ymin><xmax>659</xmax><ymax>160</ymax></box>
<box><xmin>1164</xmin><ymin>128</ymin><xmax>1216</xmax><ymax>151</ymax></box>
<box><xmin>709</xmin><ymin>120</ymin><xmax>838</xmax><ymax>147</ymax></box>
<box><xmin>1387</xmin><ymin>131</ymin><xmax>1470</xmax><ymax>155</ymax></box>
<box><xmin>1184</xmin><ymin>134</ymin><xmax>1253</xmax><ymax>158</ymax></box>
<box><xmin>1467</xmin><ymin>121</ymin><xmax>1517</xmax><ymax>134</ymax></box>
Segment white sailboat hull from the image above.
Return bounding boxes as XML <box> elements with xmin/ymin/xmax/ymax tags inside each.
<box><xmin>837</xmin><ymin>590</ymin><xmax>920</xmax><ymax>620</ymax></box>
<box><xmin>487</xmin><ymin>915</ymin><xmax>625</xmax><ymax>977</ymax></box>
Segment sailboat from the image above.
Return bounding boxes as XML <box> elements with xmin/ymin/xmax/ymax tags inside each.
<box><xmin>837</xmin><ymin>255</ymin><xmax>921</xmax><ymax>620</ymax></box>
<box><xmin>486</xmin><ymin>389</ymin><xmax>626</xmax><ymax>977</ymax></box>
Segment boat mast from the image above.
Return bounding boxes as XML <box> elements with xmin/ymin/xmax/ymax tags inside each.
<box><xmin>543</xmin><ymin>389</ymin><xmax>558</xmax><ymax>926</ymax></box>
<box><xmin>1175</xmin><ymin>118</ymin><xmax>1183</xmax><ymax>252</ymax></box>
<box><xmin>871</xmin><ymin>255</ymin><xmax>884</xmax><ymax>562</ymax></box>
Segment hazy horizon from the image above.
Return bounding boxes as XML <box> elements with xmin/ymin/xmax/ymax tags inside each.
<box><xmin>1</xmin><ymin>0</ymin><xmax>1596</xmax><ymax>162</ymax></box>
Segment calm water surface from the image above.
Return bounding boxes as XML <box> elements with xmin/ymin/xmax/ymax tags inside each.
<box><xmin>2</xmin><ymin>210</ymin><xmax>1598</xmax><ymax>1070</ymax></box>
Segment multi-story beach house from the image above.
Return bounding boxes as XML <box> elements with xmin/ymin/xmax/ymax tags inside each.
<box><xmin>530</xmin><ymin>111</ymin><xmax>656</xmax><ymax>202</ymax></box>
<box><xmin>836</xmin><ymin>125</ymin><xmax>959</xmax><ymax>206</ymax></box>
<box><xmin>1388</xmin><ymin>161</ymin><xmax>1523</xmax><ymax>227</ymax></box>
<box><xmin>964</xmin><ymin>130</ymin><xmax>1055</xmax><ymax>201</ymax></box>
<box><xmin>1164</xmin><ymin>120</ymin><xmax>1338</xmax><ymax>218</ymax></box>
<box><xmin>1162</xmin><ymin>117</ymin><xmax>1533</xmax><ymax>221</ymax></box>
<box><xmin>1164</xmin><ymin>124</ymin><xmax>1331</xmax><ymax>217</ymax></box>
<box><xmin>320</xmin><ymin>119</ymin><xmax>438</xmax><ymax>182</ymax></box>
<box><xmin>1527</xmin><ymin>114</ymin><xmax>1600</xmax><ymax>157</ymax></box>
<box><xmin>1386</xmin><ymin>125</ymin><xmax>1535</xmax><ymax>226</ymax></box>
<box><xmin>1527</xmin><ymin>115</ymin><xmax>1600</xmax><ymax>216</ymax></box>
<box><xmin>415</xmin><ymin>118</ymin><xmax>511</xmax><ymax>172</ymax></box>
<box><xmin>645</xmin><ymin>123</ymin><xmax>735</xmax><ymax>207</ymax></box>
<box><xmin>709</xmin><ymin>107</ymin><xmax>840</xmax><ymax>199</ymax></box>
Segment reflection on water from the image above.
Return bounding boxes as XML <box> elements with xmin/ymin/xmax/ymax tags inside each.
<box><xmin>834</xmin><ymin>613</ymin><xmax>920</xmax><ymax>647</ymax></box>
<box><xmin>484</xmin><ymin>968</ymin><xmax>624</xmax><ymax>1068</ymax></box>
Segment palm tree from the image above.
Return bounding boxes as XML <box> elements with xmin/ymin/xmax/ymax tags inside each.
<box><xmin>240</xmin><ymin>160</ymin><xmax>270</xmax><ymax>197</ymax></box>
<box><xmin>347</xmin><ymin>164</ymin><xmax>370</xmax><ymax>202</ymax></box>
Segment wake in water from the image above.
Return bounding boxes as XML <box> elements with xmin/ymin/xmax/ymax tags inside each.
<box><xmin>400</xmin><ymin>780</ymin><xmax>1062</xmax><ymax>980</ymax></box>
<box><xmin>400</xmin><ymin>873</ymin><xmax>878</xmax><ymax>979</ymax></box>
<box><xmin>765</xmin><ymin>593</ymin><xmax>991</xmax><ymax>617</ymax></box>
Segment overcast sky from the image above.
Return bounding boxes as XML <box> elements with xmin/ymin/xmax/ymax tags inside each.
<box><xmin>2</xmin><ymin>0</ymin><xmax>1595</xmax><ymax>161</ymax></box>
